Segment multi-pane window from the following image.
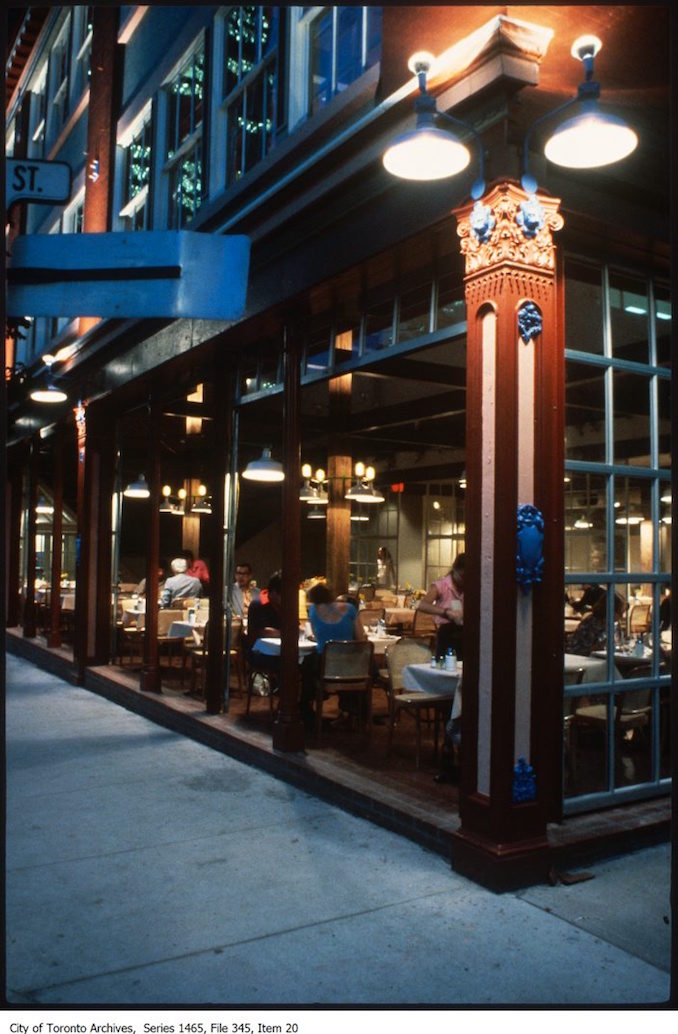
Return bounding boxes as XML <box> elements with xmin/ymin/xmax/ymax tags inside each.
<box><xmin>223</xmin><ymin>6</ymin><xmax>280</xmax><ymax>185</ymax></box>
<box><xmin>563</xmin><ymin>257</ymin><xmax>671</xmax><ymax>811</ymax></box>
<box><xmin>47</xmin><ymin>20</ymin><xmax>71</xmax><ymax>146</ymax></box>
<box><xmin>121</xmin><ymin>115</ymin><xmax>152</xmax><ymax>229</ymax></box>
<box><xmin>165</xmin><ymin>47</ymin><xmax>205</xmax><ymax>228</ymax></box>
<box><xmin>72</xmin><ymin>5</ymin><xmax>94</xmax><ymax>98</ymax></box>
<box><xmin>49</xmin><ymin>195</ymin><xmax>85</xmax><ymax>339</ymax></box>
<box><xmin>28</xmin><ymin>70</ymin><xmax>48</xmax><ymax>157</ymax></box>
<box><xmin>307</xmin><ymin>6</ymin><xmax>381</xmax><ymax>115</ymax></box>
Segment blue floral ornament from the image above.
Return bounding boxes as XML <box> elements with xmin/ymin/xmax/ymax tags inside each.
<box><xmin>516</xmin><ymin>503</ymin><xmax>544</xmax><ymax>593</ymax></box>
<box><xmin>518</xmin><ymin>301</ymin><xmax>542</xmax><ymax>344</ymax></box>
<box><xmin>516</xmin><ymin>194</ymin><xmax>545</xmax><ymax>239</ymax></box>
<box><xmin>470</xmin><ymin>201</ymin><xmax>495</xmax><ymax>243</ymax></box>
<box><xmin>512</xmin><ymin>756</ymin><xmax>537</xmax><ymax>803</ymax></box>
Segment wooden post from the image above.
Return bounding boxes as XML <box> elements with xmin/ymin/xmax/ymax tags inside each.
<box><xmin>204</xmin><ymin>364</ymin><xmax>228</xmax><ymax>715</ymax></box>
<box><xmin>23</xmin><ymin>437</ymin><xmax>39</xmax><ymax>639</ymax></box>
<box><xmin>140</xmin><ymin>400</ymin><xmax>162</xmax><ymax>692</ymax></box>
<box><xmin>326</xmin><ymin>332</ymin><xmax>353</xmax><ymax>597</ymax></box>
<box><xmin>273</xmin><ymin>327</ymin><xmax>305</xmax><ymax>752</ymax></box>
<box><xmin>47</xmin><ymin>426</ymin><xmax>64</xmax><ymax>647</ymax></box>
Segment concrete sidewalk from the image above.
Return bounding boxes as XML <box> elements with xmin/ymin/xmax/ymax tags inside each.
<box><xmin>4</xmin><ymin>653</ymin><xmax>671</xmax><ymax>1006</ymax></box>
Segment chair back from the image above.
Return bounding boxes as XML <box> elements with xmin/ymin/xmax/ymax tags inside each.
<box><xmin>359</xmin><ymin>583</ymin><xmax>375</xmax><ymax>602</ymax></box>
<box><xmin>157</xmin><ymin>609</ymin><xmax>184</xmax><ymax>636</ymax></box>
<box><xmin>628</xmin><ymin>603</ymin><xmax>651</xmax><ymax>634</ymax></box>
<box><xmin>321</xmin><ymin>639</ymin><xmax>373</xmax><ymax>681</ymax></box>
<box><xmin>412</xmin><ymin>607</ymin><xmax>437</xmax><ymax>636</ymax></box>
<box><xmin>385</xmin><ymin>638</ymin><xmax>432</xmax><ymax>694</ymax></box>
<box><xmin>179</xmin><ymin>597</ymin><xmax>199</xmax><ymax>611</ymax></box>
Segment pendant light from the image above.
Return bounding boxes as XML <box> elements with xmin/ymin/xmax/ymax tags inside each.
<box><xmin>123</xmin><ymin>474</ymin><xmax>150</xmax><ymax>499</ymax></box>
<box><xmin>242</xmin><ymin>447</ymin><xmax>284</xmax><ymax>482</ymax></box>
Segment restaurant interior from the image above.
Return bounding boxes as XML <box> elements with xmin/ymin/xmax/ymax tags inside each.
<box><xmin>23</xmin><ymin>222</ymin><xmax>671</xmax><ymax>816</ymax></box>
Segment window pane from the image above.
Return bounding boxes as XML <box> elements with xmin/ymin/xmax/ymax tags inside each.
<box><xmin>398</xmin><ymin>282</ymin><xmax>432</xmax><ymax>342</ymax></box>
<box><xmin>564</xmin><ymin>472</ymin><xmax>608</xmax><ymax>573</ymax></box>
<box><xmin>224</xmin><ymin>7</ymin><xmax>242</xmax><ymax>94</ymax></box>
<box><xmin>261</xmin><ymin>7</ymin><xmax>278</xmax><ymax>57</ymax></box>
<box><xmin>660</xmin><ymin>480</ymin><xmax>671</xmax><ymax>572</ymax></box>
<box><xmin>658</xmin><ymin>376</ymin><xmax>670</xmax><ymax>464</ymax></box>
<box><xmin>226</xmin><ymin>93</ymin><xmax>245</xmax><ymax>183</ymax></box>
<box><xmin>565</xmin><ymin>259</ymin><xmax>603</xmax><ymax>354</ymax></box>
<box><xmin>364</xmin><ymin>299</ymin><xmax>394</xmax><ymax>353</ymax></box>
<box><xmin>309</xmin><ymin>10</ymin><xmax>332</xmax><ymax>114</ymax></box>
<box><xmin>304</xmin><ymin>324</ymin><xmax>332</xmax><ymax>375</ymax></box>
<box><xmin>336</xmin><ymin>6</ymin><xmax>362</xmax><ymax>92</ymax></box>
<box><xmin>614</xmin><ymin>476</ymin><xmax>653</xmax><ymax>574</ymax></box>
<box><xmin>241</xmin><ymin>7</ymin><xmax>259</xmax><ymax>77</ymax></box>
<box><xmin>654</xmin><ymin>283</ymin><xmax>671</xmax><ymax>366</ymax></box>
<box><xmin>565</xmin><ymin>360</ymin><xmax>606</xmax><ymax>463</ymax></box>
<box><xmin>613</xmin><ymin>369</ymin><xmax>650</xmax><ymax>466</ymax></box>
<box><xmin>609</xmin><ymin>271</ymin><xmax>649</xmax><ymax>363</ymax></box>
<box><xmin>366</xmin><ymin>6</ymin><xmax>382</xmax><ymax>68</ymax></box>
<box><xmin>435</xmin><ymin>273</ymin><xmax>465</xmax><ymax>330</ymax></box>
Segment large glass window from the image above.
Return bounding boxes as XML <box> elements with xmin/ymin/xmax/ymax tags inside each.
<box><xmin>223</xmin><ymin>7</ymin><xmax>281</xmax><ymax>185</ymax></box>
<box><xmin>72</xmin><ymin>5</ymin><xmax>93</xmax><ymax>98</ymax></box>
<box><xmin>120</xmin><ymin>113</ymin><xmax>153</xmax><ymax>230</ymax></box>
<box><xmin>563</xmin><ymin>259</ymin><xmax>671</xmax><ymax>813</ymax></box>
<box><xmin>307</xmin><ymin>6</ymin><xmax>381</xmax><ymax>115</ymax></box>
<box><xmin>164</xmin><ymin>46</ymin><xmax>205</xmax><ymax>227</ymax></box>
<box><xmin>46</xmin><ymin>18</ymin><xmax>71</xmax><ymax>147</ymax></box>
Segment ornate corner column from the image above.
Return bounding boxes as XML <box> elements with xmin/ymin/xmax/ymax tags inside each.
<box><xmin>451</xmin><ymin>182</ymin><xmax>566</xmax><ymax>889</ymax></box>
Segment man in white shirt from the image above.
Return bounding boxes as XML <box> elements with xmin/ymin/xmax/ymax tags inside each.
<box><xmin>160</xmin><ymin>557</ymin><xmax>202</xmax><ymax>607</ymax></box>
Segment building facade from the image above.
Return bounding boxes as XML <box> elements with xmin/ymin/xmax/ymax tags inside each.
<box><xmin>5</xmin><ymin>5</ymin><xmax>672</xmax><ymax>887</ymax></box>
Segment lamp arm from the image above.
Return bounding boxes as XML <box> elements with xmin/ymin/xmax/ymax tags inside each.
<box><xmin>522</xmin><ymin>96</ymin><xmax>578</xmax><ymax>187</ymax></box>
<box><xmin>436</xmin><ymin>110</ymin><xmax>486</xmax><ymax>195</ymax></box>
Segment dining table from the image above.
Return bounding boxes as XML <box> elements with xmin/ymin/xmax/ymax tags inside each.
<box><xmin>401</xmin><ymin>662</ymin><xmax>462</xmax><ymax>720</ymax></box>
<box><xmin>167</xmin><ymin>618</ymin><xmax>208</xmax><ymax>639</ymax></box>
<box><xmin>252</xmin><ymin>635</ymin><xmax>317</xmax><ymax>661</ymax></box>
<box><xmin>589</xmin><ymin>647</ymin><xmax>654</xmax><ymax>676</ymax></box>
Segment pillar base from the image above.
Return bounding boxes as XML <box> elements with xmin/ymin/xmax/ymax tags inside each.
<box><xmin>140</xmin><ymin>667</ymin><xmax>162</xmax><ymax>693</ymax></box>
<box><xmin>451</xmin><ymin>826</ymin><xmax>551</xmax><ymax>892</ymax></box>
<box><xmin>272</xmin><ymin>714</ymin><xmax>306</xmax><ymax>752</ymax></box>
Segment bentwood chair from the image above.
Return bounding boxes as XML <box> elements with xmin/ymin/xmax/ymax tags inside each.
<box><xmin>316</xmin><ymin>639</ymin><xmax>374</xmax><ymax>743</ymax></box>
<box><xmin>384</xmin><ymin>638</ymin><xmax>454</xmax><ymax>769</ymax></box>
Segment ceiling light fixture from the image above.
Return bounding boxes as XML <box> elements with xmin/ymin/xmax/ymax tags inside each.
<box><xmin>123</xmin><ymin>474</ymin><xmax>150</xmax><ymax>499</ymax></box>
<box><xmin>522</xmin><ymin>35</ymin><xmax>637</xmax><ymax>193</ymax></box>
<box><xmin>242</xmin><ymin>447</ymin><xmax>284</xmax><ymax>483</ymax></box>
<box><xmin>30</xmin><ymin>355</ymin><xmax>68</xmax><ymax>404</ymax></box>
<box><xmin>382</xmin><ymin>52</ymin><xmax>485</xmax><ymax>199</ymax></box>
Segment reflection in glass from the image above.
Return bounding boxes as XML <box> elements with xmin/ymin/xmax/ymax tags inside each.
<box><xmin>398</xmin><ymin>281</ymin><xmax>432</xmax><ymax>341</ymax></box>
<box><xmin>565</xmin><ymin>259</ymin><xmax>603</xmax><ymax>354</ymax></box>
<box><xmin>565</xmin><ymin>360</ymin><xmax>606</xmax><ymax>463</ymax></box>
<box><xmin>654</xmin><ymin>284</ymin><xmax>671</xmax><ymax>366</ymax></box>
<box><xmin>613</xmin><ymin>369</ymin><xmax>650</xmax><ymax>466</ymax></box>
<box><xmin>609</xmin><ymin>270</ymin><xmax>649</xmax><ymax>363</ymax></box>
<box><xmin>564</xmin><ymin>472</ymin><xmax>607</xmax><ymax>572</ymax></box>
<box><xmin>614</xmin><ymin>476</ymin><xmax>653</xmax><ymax>574</ymax></box>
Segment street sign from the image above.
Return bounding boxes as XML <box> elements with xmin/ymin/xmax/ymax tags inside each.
<box><xmin>7</xmin><ymin>230</ymin><xmax>251</xmax><ymax>320</ymax></box>
<box><xmin>6</xmin><ymin>158</ymin><xmax>72</xmax><ymax>207</ymax></box>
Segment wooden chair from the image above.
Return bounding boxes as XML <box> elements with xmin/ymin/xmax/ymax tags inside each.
<box><xmin>316</xmin><ymin>639</ymin><xmax>374</xmax><ymax>743</ymax></box>
<box><xmin>157</xmin><ymin>609</ymin><xmax>189</xmax><ymax>680</ymax></box>
<box><xmin>403</xmin><ymin>606</ymin><xmax>436</xmax><ymax>644</ymax></box>
<box><xmin>569</xmin><ymin>686</ymin><xmax>653</xmax><ymax>778</ymax></box>
<box><xmin>384</xmin><ymin>638</ymin><xmax>454</xmax><ymax>769</ymax></box>
<box><xmin>628</xmin><ymin>602</ymin><xmax>651</xmax><ymax>635</ymax></box>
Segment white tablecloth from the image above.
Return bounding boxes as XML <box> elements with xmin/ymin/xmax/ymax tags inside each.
<box><xmin>564</xmin><ymin>653</ymin><xmax>619</xmax><ymax>683</ymax></box>
<box><xmin>401</xmin><ymin>663</ymin><xmax>462</xmax><ymax>719</ymax></box>
<box><xmin>167</xmin><ymin>620</ymin><xmax>206</xmax><ymax>639</ymax></box>
<box><xmin>252</xmin><ymin>636</ymin><xmax>317</xmax><ymax>660</ymax></box>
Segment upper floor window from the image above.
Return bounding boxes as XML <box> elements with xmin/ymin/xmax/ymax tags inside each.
<box><xmin>120</xmin><ymin>112</ymin><xmax>153</xmax><ymax>230</ymax></box>
<box><xmin>72</xmin><ymin>5</ymin><xmax>94</xmax><ymax>98</ymax></box>
<box><xmin>165</xmin><ymin>46</ymin><xmax>205</xmax><ymax>227</ymax></box>
<box><xmin>47</xmin><ymin>19</ymin><xmax>71</xmax><ymax>146</ymax></box>
<box><xmin>307</xmin><ymin>6</ymin><xmax>381</xmax><ymax>115</ymax></box>
<box><xmin>222</xmin><ymin>6</ymin><xmax>281</xmax><ymax>185</ymax></box>
<box><xmin>29</xmin><ymin>73</ymin><xmax>48</xmax><ymax>156</ymax></box>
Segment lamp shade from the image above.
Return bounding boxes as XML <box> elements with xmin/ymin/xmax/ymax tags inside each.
<box><xmin>544</xmin><ymin>101</ymin><xmax>637</xmax><ymax>169</ymax></box>
<box><xmin>242</xmin><ymin>447</ymin><xmax>284</xmax><ymax>482</ymax></box>
<box><xmin>123</xmin><ymin>474</ymin><xmax>150</xmax><ymax>499</ymax></box>
<box><xmin>383</xmin><ymin>124</ymin><xmax>470</xmax><ymax>181</ymax></box>
<box><xmin>30</xmin><ymin>381</ymin><xmax>68</xmax><ymax>404</ymax></box>
<box><xmin>345</xmin><ymin>482</ymin><xmax>385</xmax><ymax>504</ymax></box>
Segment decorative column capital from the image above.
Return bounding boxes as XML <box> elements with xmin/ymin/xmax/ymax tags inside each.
<box><xmin>455</xmin><ymin>181</ymin><xmax>564</xmax><ymax>276</ymax></box>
